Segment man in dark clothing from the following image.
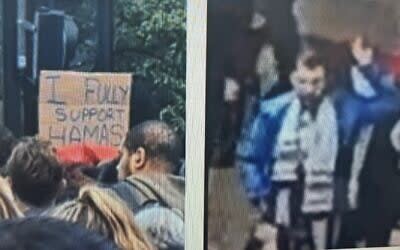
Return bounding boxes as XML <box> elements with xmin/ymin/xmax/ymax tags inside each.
<box><xmin>111</xmin><ymin>120</ymin><xmax>185</xmax><ymax>215</ymax></box>
<box><xmin>333</xmin><ymin>37</ymin><xmax>400</xmax><ymax>248</ymax></box>
<box><xmin>357</xmin><ymin>114</ymin><xmax>400</xmax><ymax>247</ymax></box>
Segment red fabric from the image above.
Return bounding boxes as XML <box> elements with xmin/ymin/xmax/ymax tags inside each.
<box><xmin>56</xmin><ymin>143</ymin><xmax>119</xmax><ymax>167</ymax></box>
<box><xmin>85</xmin><ymin>143</ymin><xmax>119</xmax><ymax>162</ymax></box>
<box><xmin>388</xmin><ymin>55</ymin><xmax>400</xmax><ymax>77</ymax></box>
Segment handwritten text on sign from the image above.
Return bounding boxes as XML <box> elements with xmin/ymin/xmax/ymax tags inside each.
<box><xmin>39</xmin><ymin>71</ymin><xmax>132</xmax><ymax>147</ymax></box>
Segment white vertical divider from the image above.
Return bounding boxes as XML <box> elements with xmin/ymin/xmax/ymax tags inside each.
<box><xmin>185</xmin><ymin>0</ymin><xmax>207</xmax><ymax>249</ymax></box>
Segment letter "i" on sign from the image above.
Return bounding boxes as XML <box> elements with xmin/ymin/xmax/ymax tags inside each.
<box><xmin>46</xmin><ymin>75</ymin><xmax>65</xmax><ymax>105</ymax></box>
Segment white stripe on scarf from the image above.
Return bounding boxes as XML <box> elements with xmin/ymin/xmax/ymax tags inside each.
<box><xmin>273</xmin><ymin>97</ymin><xmax>338</xmax><ymax>214</ymax></box>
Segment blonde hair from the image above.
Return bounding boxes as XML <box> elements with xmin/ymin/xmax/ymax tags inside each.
<box><xmin>46</xmin><ymin>185</ymin><xmax>153</xmax><ymax>250</ymax></box>
<box><xmin>0</xmin><ymin>177</ymin><xmax>23</xmax><ymax>219</ymax></box>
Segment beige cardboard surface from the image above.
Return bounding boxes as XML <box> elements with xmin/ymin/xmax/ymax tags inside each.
<box><xmin>39</xmin><ymin>71</ymin><xmax>132</xmax><ymax>147</ymax></box>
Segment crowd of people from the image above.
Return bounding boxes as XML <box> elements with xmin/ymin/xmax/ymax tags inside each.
<box><xmin>236</xmin><ymin>35</ymin><xmax>400</xmax><ymax>250</ymax></box>
<box><xmin>0</xmin><ymin>120</ymin><xmax>185</xmax><ymax>250</ymax></box>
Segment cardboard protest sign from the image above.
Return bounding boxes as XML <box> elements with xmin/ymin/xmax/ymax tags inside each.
<box><xmin>39</xmin><ymin>71</ymin><xmax>132</xmax><ymax>147</ymax></box>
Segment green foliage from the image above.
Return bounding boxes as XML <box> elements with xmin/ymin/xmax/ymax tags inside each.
<box><xmin>64</xmin><ymin>0</ymin><xmax>186</xmax><ymax>137</ymax></box>
<box><xmin>114</xmin><ymin>0</ymin><xmax>186</xmax><ymax>137</ymax></box>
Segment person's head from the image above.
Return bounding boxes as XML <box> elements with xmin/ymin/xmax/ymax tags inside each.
<box><xmin>290</xmin><ymin>48</ymin><xmax>327</xmax><ymax>110</ymax></box>
<box><xmin>117</xmin><ymin>121</ymin><xmax>182</xmax><ymax>179</ymax></box>
<box><xmin>46</xmin><ymin>185</ymin><xmax>153</xmax><ymax>250</ymax></box>
<box><xmin>0</xmin><ymin>217</ymin><xmax>118</xmax><ymax>250</ymax></box>
<box><xmin>0</xmin><ymin>126</ymin><xmax>17</xmax><ymax>170</ymax></box>
<box><xmin>5</xmin><ymin>137</ymin><xmax>64</xmax><ymax>209</ymax></box>
<box><xmin>0</xmin><ymin>176</ymin><xmax>23</xmax><ymax>220</ymax></box>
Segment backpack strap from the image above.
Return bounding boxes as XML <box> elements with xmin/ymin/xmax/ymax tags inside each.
<box><xmin>125</xmin><ymin>178</ymin><xmax>184</xmax><ymax>220</ymax></box>
<box><xmin>124</xmin><ymin>178</ymin><xmax>169</xmax><ymax>208</ymax></box>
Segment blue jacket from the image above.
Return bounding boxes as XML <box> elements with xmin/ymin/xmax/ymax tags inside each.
<box><xmin>235</xmin><ymin>92</ymin><xmax>294</xmax><ymax>202</ymax></box>
<box><xmin>236</xmin><ymin>93</ymin><xmax>398</xmax><ymax>205</ymax></box>
<box><xmin>236</xmin><ymin>67</ymin><xmax>400</xmax><ymax>205</ymax></box>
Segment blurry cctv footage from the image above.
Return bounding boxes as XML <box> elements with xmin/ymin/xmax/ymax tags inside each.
<box><xmin>206</xmin><ymin>1</ymin><xmax>400</xmax><ymax>250</ymax></box>
<box><xmin>0</xmin><ymin>1</ymin><xmax>185</xmax><ymax>250</ymax></box>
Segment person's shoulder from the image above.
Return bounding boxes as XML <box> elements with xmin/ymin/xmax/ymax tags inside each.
<box><xmin>108</xmin><ymin>179</ymin><xmax>144</xmax><ymax>212</ymax></box>
<box><xmin>165</xmin><ymin>174</ymin><xmax>185</xmax><ymax>194</ymax></box>
<box><xmin>259</xmin><ymin>91</ymin><xmax>294</xmax><ymax>116</ymax></box>
<box><xmin>166</xmin><ymin>173</ymin><xmax>185</xmax><ymax>183</ymax></box>
<box><xmin>131</xmin><ymin>173</ymin><xmax>185</xmax><ymax>193</ymax></box>
<box><xmin>109</xmin><ymin>180</ymin><xmax>135</xmax><ymax>200</ymax></box>
<box><xmin>135</xmin><ymin>204</ymin><xmax>184</xmax><ymax>250</ymax></box>
<box><xmin>111</xmin><ymin>178</ymin><xmax>140</xmax><ymax>193</ymax></box>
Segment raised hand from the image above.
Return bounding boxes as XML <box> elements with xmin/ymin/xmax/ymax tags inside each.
<box><xmin>224</xmin><ymin>77</ymin><xmax>241</xmax><ymax>102</ymax></box>
<box><xmin>351</xmin><ymin>36</ymin><xmax>373</xmax><ymax>66</ymax></box>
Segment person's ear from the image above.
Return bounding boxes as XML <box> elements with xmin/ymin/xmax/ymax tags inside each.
<box><xmin>129</xmin><ymin>147</ymin><xmax>146</xmax><ymax>171</ymax></box>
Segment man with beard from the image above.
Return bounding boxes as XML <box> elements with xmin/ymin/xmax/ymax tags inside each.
<box><xmin>237</xmin><ymin>48</ymin><xmax>338</xmax><ymax>250</ymax></box>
